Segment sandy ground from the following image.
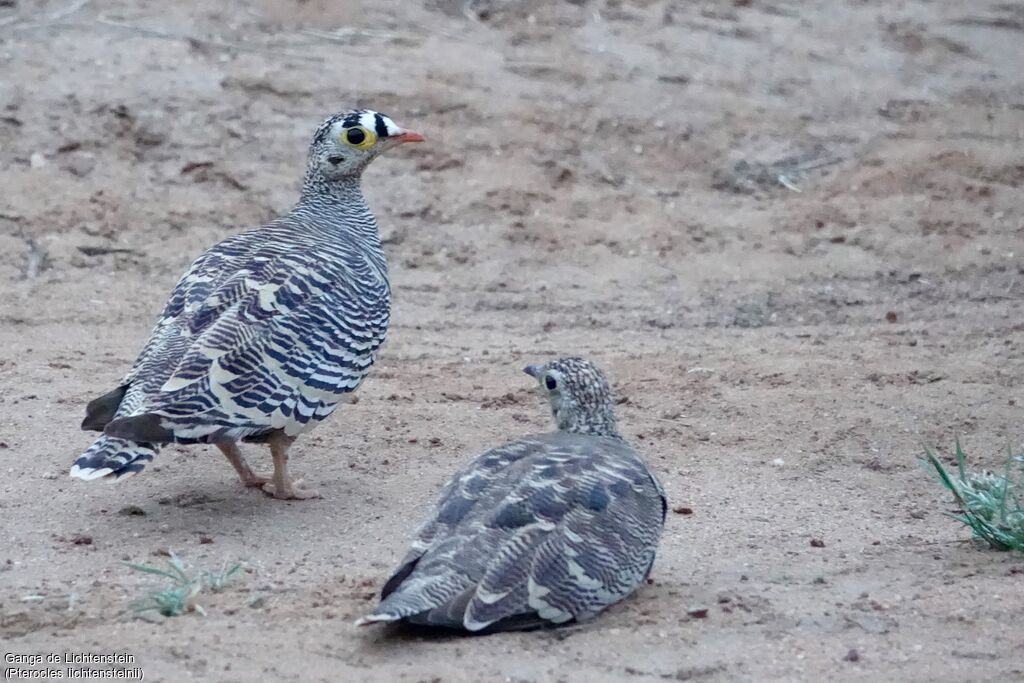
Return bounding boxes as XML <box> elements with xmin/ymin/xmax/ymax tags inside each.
<box><xmin>1</xmin><ymin>0</ymin><xmax>1023</xmax><ymax>680</ymax></box>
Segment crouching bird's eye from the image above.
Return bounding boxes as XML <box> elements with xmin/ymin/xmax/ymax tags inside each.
<box><xmin>544</xmin><ymin>375</ymin><xmax>558</xmax><ymax>391</ymax></box>
<box><xmin>342</xmin><ymin>126</ymin><xmax>376</xmax><ymax>149</ymax></box>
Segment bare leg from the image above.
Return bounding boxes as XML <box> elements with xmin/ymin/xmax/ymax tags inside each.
<box><xmin>215</xmin><ymin>441</ymin><xmax>271</xmax><ymax>488</ymax></box>
<box><xmin>262</xmin><ymin>432</ymin><xmax>320</xmax><ymax>500</ymax></box>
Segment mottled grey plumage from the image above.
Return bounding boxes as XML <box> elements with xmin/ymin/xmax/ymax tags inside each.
<box><xmin>358</xmin><ymin>358</ymin><xmax>666</xmax><ymax>632</ymax></box>
<box><xmin>71</xmin><ymin>110</ymin><xmax>423</xmax><ymax>498</ymax></box>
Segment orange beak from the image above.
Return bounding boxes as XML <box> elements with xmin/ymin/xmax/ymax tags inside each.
<box><xmin>391</xmin><ymin>129</ymin><xmax>425</xmax><ymax>143</ymax></box>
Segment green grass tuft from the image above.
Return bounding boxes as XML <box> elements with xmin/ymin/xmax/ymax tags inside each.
<box><xmin>922</xmin><ymin>439</ymin><xmax>1024</xmax><ymax>552</ymax></box>
<box><xmin>124</xmin><ymin>554</ymin><xmax>242</xmax><ymax>617</ymax></box>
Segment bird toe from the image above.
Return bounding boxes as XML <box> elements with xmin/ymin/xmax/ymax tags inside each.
<box><xmin>262</xmin><ymin>479</ymin><xmax>321</xmax><ymax>500</ymax></box>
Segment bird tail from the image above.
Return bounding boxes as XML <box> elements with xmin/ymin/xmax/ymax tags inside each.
<box><xmin>70</xmin><ymin>435</ymin><xmax>160</xmax><ymax>481</ymax></box>
<box><xmin>354</xmin><ymin>577</ymin><xmax>473</xmax><ymax>628</ymax></box>
<box><xmin>353</xmin><ymin>612</ymin><xmax>401</xmax><ymax>627</ymax></box>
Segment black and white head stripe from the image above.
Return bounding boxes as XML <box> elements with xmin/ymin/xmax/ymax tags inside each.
<box><xmin>373</xmin><ymin>113</ymin><xmax>389</xmax><ymax>138</ymax></box>
<box><xmin>311</xmin><ymin>110</ymin><xmax>399</xmax><ymax>146</ymax></box>
<box><xmin>340</xmin><ymin>110</ymin><xmax>400</xmax><ymax>137</ymax></box>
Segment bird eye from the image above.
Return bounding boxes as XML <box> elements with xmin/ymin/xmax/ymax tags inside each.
<box><xmin>342</xmin><ymin>126</ymin><xmax>376</xmax><ymax>149</ymax></box>
<box><xmin>544</xmin><ymin>375</ymin><xmax>558</xmax><ymax>391</ymax></box>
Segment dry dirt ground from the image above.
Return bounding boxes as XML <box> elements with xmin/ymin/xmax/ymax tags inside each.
<box><xmin>1</xmin><ymin>0</ymin><xmax>1023</xmax><ymax>681</ymax></box>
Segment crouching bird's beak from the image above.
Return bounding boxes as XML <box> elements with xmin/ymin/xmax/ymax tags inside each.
<box><xmin>391</xmin><ymin>129</ymin><xmax>425</xmax><ymax>144</ymax></box>
<box><xmin>522</xmin><ymin>365</ymin><xmax>542</xmax><ymax>379</ymax></box>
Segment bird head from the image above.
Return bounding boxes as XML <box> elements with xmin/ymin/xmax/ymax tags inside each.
<box><xmin>307</xmin><ymin>109</ymin><xmax>424</xmax><ymax>182</ymax></box>
<box><xmin>523</xmin><ymin>357</ymin><xmax>621</xmax><ymax>439</ymax></box>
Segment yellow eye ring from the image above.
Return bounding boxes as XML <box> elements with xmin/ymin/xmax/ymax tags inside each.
<box><xmin>342</xmin><ymin>126</ymin><xmax>376</xmax><ymax>149</ymax></box>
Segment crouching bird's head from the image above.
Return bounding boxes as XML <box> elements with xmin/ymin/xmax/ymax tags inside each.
<box><xmin>523</xmin><ymin>357</ymin><xmax>621</xmax><ymax>440</ymax></box>
<box><xmin>307</xmin><ymin>109</ymin><xmax>424</xmax><ymax>183</ymax></box>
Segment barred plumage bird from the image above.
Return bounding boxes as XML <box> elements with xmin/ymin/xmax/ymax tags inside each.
<box><xmin>357</xmin><ymin>358</ymin><xmax>667</xmax><ymax>632</ymax></box>
<box><xmin>71</xmin><ymin>109</ymin><xmax>423</xmax><ymax>499</ymax></box>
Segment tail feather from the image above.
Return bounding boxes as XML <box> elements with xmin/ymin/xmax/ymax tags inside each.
<box><xmin>81</xmin><ymin>384</ymin><xmax>129</xmax><ymax>432</ymax></box>
<box><xmin>355</xmin><ymin>583</ymin><xmax>549</xmax><ymax>632</ymax></box>
<box><xmin>355</xmin><ymin>574</ymin><xmax>473</xmax><ymax>628</ymax></box>
<box><xmin>354</xmin><ymin>613</ymin><xmax>401</xmax><ymax>627</ymax></box>
<box><xmin>70</xmin><ymin>435</ymin><xmax>160</xmax><ymax>481</ymax></box>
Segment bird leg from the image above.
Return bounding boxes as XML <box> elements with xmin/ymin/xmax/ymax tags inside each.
<box><xmin>215</xmin><ymin>441</ymin><xmax>271</xmax><ymax>488</ymax></box>
<box><xmin>261</xmin><ymin>432</ymin><xmax>320</xmax><ymax>500</ymax></box>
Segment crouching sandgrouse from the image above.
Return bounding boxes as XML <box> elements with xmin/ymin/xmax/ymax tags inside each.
<box><xmin>357</xmin><ymin>358</ymin><xmax>667</xmax><ymax>632</ymax></box>
<box><xmin>72</xmin><ymin>110</ymin><xmax>424</xmax><ymax>499</ymax></box>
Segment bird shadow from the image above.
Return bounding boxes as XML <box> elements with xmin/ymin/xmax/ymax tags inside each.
<box><xmin>354</xmin><ymin>619</ymin><xmax>587</xmax><ymax>655</ymax></box>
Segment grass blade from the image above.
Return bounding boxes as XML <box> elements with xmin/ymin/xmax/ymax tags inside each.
<box><xmin>922</xmin><ymin>442</ymin><xmax>1024</xmax><ymax>553</ymax></box>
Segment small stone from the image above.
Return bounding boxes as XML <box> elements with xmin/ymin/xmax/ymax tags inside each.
<box><xmin>687</xmin><ymin>606</ymin><xmax>709</xmax><ymax>619</ymax></box>
<box><xmin>64</xmin><ymin>152</ymin><xmax>97</xmax><ymax>177</ymax></box>
<box><xmin>843</xmin><ymin>648</ymin><xmax>860</xmax><ymax>662</ymax></box>
<box><xmin>118</xmin><ymin>505</ymin><xmax>146</xmax><ymax>516</ymax></box>
<box><xmin>71</xmin><ymin>534</ymin><xmax>93</xmax><ymax>545</ymax></box>
<box><xmin>30</xmin><ymin>152</ymin><xmax>46</xmax><ymax>168</ymax></box>
<box><xmin>40</xmin><ymin>471</ymin><xmax>58</xmax><ymax>480</ymax></box>
<box><xmin>885</xmin><ymin>311</ymin><xmax>898</xmax><ymax>323</ymax></box>
<box><xmin>771</xmin><ymin>458</ymin><xmax>785</xmax><ymax>467</ymax></box>
<box><xmin>810</xmin><ymin>538</ymin><xmax>825</xmax><ymax>548</ymax></box>
<box><xmin>247</xmin><ymin>596</ymin><xmax>267</xmax><ymax>609</ymax></box>
<box><xmin>199</xmin><ymin>536</ymin><xmax>213</xmax><ymax>545</ymax></box>
<box><xmin>672</xmin><ymin>506</ymin><xmax>694</xmax><ymax>515</ymax></box>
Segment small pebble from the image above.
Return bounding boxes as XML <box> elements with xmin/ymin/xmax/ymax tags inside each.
<box><xmin>687</xmin><ymin>607</ymin><xmax>709</xmax><ymax>619</ymax></box>
<box><xmin>810</xmin><ymin>538</ymin><xmax>825</xmax><ymax>548</ymax></box>
<box><xmin>843</xmin><ymin>648</ymin><xmax>860</xmax><ymax>662</ymax></box>
<box><xmin>64</xmin><ymin>152</ymin><xmax>96</xmax><ymax>177</ymax></box>
<box><xmin>672</xmin><ymin>506</ymin><xmax>694</xmax><ymax>515</ymax></box>
<box><xmin>771</xmin><ymin>458</ymin><xmax>785</xmax><ymax>467</ymax></box>
<box><xmin>71</xmin><ymin>534</ymin><xmax>93</xmax><ymax>545</ymax></box>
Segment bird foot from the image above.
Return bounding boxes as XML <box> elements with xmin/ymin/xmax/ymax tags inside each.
<box><xmin>240</xmin><ymin>471</ymin><xmax>273</xmax><ymax>488</ymax></box>
<box><xmin>262</xmin><ymin>478</ymin><xmax>321</xmax><ymax>500</ymax></box>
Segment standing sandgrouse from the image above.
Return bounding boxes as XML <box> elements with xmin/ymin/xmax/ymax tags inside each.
<box><xmin>357</xmin><ymin>358</ymin><xmax>667</xmax><ymax>632</ymax></box>
<box><xmin>71</xmin><ymin>110</ymin><xmax>423</xmax><ymax>500</ymax></box>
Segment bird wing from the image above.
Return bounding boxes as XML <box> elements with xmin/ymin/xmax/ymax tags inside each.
<box><xmin>109</xmin><ymin>223</ymin><xmax>389</xmax><ymax>442</ymax></box>
<box><xmin>372</xmin><ymin>440</ymin><xmax>537</xmax><ymax>616</ymax></box>
<box><xmin>371</xmin><ymin>433</ymin><xmax>665</xmax><ymax>631</ymax></box>
<box><xmin>109</xmin><ymin>229</ymin><xmax>264</xmax><ymax>418</ymax></box>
